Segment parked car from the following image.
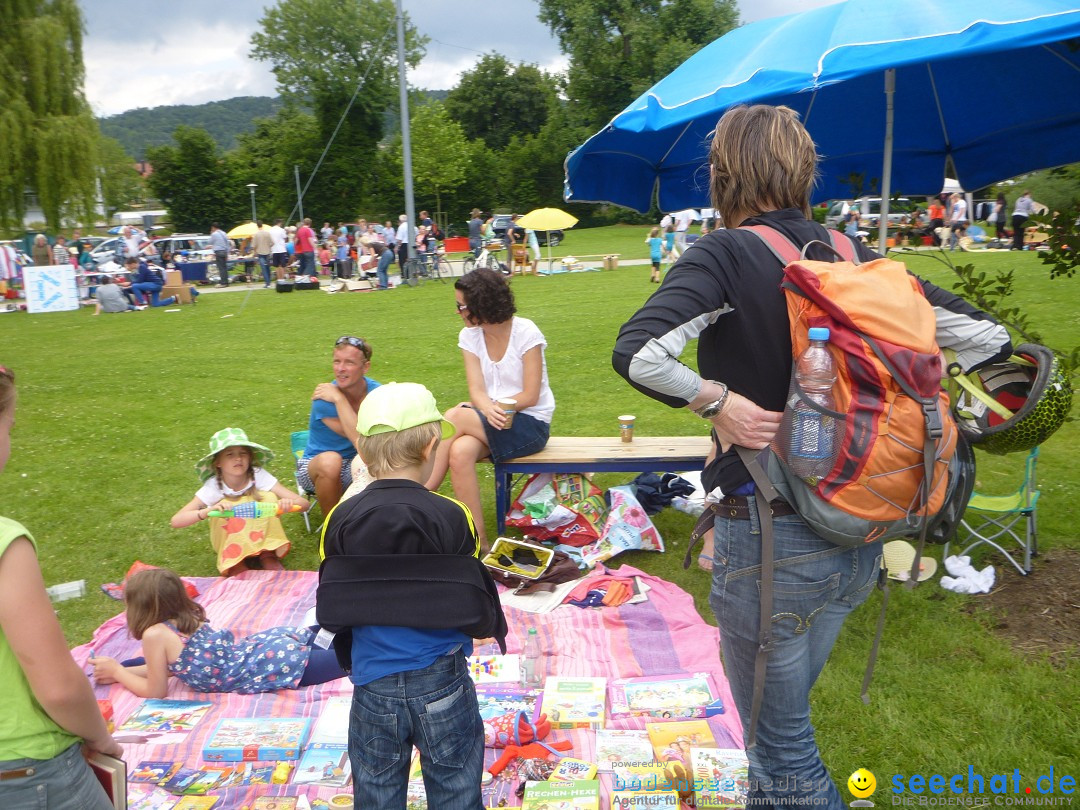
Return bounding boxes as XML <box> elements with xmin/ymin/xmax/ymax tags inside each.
<box><xmin>825</xmin><ymin>197</ymin><xmax>914</xmax><ymax>230</ymax></box>
<box><xmin>491</xmin><ymin>214</ymin><xmax>563</xmax><ymax>246</ymax></box>
<box><xmin>89</xmin><ymin>233</ymin><xmax>213</xmax><ymax>266</ymax></box>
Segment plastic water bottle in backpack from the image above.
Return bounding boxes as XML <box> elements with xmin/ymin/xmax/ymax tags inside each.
<box><xmin>788</xmin><ymin>327</ymin><xmax>838</xmax><ymax>484</ymax></box>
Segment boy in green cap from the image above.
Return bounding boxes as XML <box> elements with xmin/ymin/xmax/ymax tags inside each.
<box><xmin>318</xmin><ymin>382</ymin><xmax>491</xmax><ymax>809</ymax></box>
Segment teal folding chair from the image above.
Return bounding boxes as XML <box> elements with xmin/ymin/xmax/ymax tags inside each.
<box><xmin>946</xmin><ymin>446</ymin><xmax>1040</xmax><ymax>575</ymax></box>
<box><xmin>291</xmin><ymin>430</ymin><xmax>316</xmax><ymax>532</ymax></box>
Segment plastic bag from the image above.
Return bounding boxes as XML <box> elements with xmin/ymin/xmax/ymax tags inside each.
<box><xmin>506</xmin><ymin>473</ymin><xmax>608</xmax><ymax>547</ymax></box>
<box><xmin>578</xmin><ymin>486</ymin><xmax>664</xmax><ymax>568</ymax></box>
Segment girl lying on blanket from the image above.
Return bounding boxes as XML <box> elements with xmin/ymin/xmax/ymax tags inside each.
<box><xmin>90</xmin><ymin>569</ymin><xmax>345</xmax><ymax>697</ymax></box>
<box><xmin>170</xmin><ymin>427</ymin><xmax>309</xmax><ymax>576</ymax></box>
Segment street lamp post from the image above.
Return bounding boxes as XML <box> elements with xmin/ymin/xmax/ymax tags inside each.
<box><xmin>246</xmin><ymin>183</ymin><xmax>258</xmax><ymax>222</ymax></box>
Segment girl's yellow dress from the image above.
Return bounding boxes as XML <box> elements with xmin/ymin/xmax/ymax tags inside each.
<box><xmin>208</xmin><ymin>490</ymin><xmax>290</xmax><ymax>574</ymax></box>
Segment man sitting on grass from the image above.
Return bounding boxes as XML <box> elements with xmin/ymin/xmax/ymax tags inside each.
<box><xmin>93</xmin><ymin>275</ymin><xmax>144</xmax><ymax>314</ymax></box>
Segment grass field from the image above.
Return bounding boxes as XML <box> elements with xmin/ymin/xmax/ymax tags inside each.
<box><xmin>1</xmin><ymin>232</ymin><xmax>1077</xmax><ymax>785</ymax></box>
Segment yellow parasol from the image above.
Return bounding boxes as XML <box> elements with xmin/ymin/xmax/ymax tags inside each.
<box><xmin>227</xmin><ymin>222</ymin><xmax>260</xmax><ymax>239</ymax></box>
<box><xmin>515</xmin><ymin>208</ymin><xmax>578</xmax><ymax>272</ymax></box>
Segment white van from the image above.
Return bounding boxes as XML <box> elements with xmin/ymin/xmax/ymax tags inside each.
<box><xmin>825</xmin><ymin>197</ymin><xmax>914</xmax><ymax>229</ymax></box>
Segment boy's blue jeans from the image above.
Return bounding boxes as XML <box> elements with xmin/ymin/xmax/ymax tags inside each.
<box><xmin>709</xmin><ymin>497</ymin><xmax>882</xmax><ymax>810</ymax></box>
<box><xmin>349</xmin><ymin>649</ymin><xmax>484</xmax><ymax>809</ymax></box>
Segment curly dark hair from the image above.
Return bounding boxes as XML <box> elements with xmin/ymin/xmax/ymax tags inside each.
<box><xmin>454</xmin><ymin>268</ymin><xmax>516</xmax><ymax>325</ymax></box>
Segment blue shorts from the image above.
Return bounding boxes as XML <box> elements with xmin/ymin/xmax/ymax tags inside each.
<box><xmin>474</xmin><ymin>408</ymin><xmax>550</xmax><ymax>463</ymax></box>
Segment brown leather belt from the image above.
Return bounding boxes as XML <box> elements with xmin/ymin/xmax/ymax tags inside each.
<box><xmin>716</xmin><ymin>495</ymin><xmax>797</xmax><ymax>520</ymax></box>
<box><xmin>0</xmin><ymin>766</ymin><xmax>35</xmax><ymax>781</ymax></box>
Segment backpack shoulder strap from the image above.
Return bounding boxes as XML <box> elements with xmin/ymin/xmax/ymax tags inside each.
<box><xmin>738</xmin><ymin>224</ymin><xmax>801</xmax><ymax>265</ymax></box>
<box><xmin>826</xmin><ymin>229</ymin><xmax>857</xmax><ymax>262</ymax></box>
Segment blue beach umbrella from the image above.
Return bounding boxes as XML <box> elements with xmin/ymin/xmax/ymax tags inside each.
<box><xmin>565</xmin><ymin>0</ymin><xmax>1080</xmax><ymax>245</ymax></box>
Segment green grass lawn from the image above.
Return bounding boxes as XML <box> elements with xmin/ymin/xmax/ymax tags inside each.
<box><xmin>1</xmin><ymin>236</ymin><xmax>1076</xmax><ymax>784</ymax></box>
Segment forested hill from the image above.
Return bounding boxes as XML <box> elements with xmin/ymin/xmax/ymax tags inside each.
<box><xmin>99</xmin><ymin>96</ymin><xmax>284</xmax><ymax>160</ymax></box>
<box><xmin>100</xmin><ymin>90</ymin><xmax>450</xmax><ymax>160</ymax></box>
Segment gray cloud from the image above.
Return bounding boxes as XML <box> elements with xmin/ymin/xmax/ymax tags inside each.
<box><xmin>81</xmin><ymin>0</ymin><xmax>837</xmax><ymax>116</ymax></box>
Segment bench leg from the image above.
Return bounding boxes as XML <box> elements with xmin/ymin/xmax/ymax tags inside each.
<box><xmin>494</xmin><ymin>465</ymin><xmax>508</xmax><ymax>534</ymax></box>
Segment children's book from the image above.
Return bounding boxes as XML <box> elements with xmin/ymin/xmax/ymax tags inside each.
<box><xmin>609</xmin><ymin>672</ymin><xmax>723</xmax><ymax>719</ymax></box>
<box><xmin>646</xmin><ymin>718</ymin><xmax>716</xmax><ymax>798</ymax></box>
<box><xmin>293</xmin><ymin>742</ymin><xmax>352</xmax><ymax>788</ymax></box>
<box><xmin>127</xmin><ymin>784</ymin><xmax>179</xmax><ymax>810</ymax></box>
<box><xmin>309</xmin><ymin>695</ymin><xmax>351</xmax><ymax>745</ymax></box>
<box><xmin>183</xmin><ymin>766</ymin><xmax>233</xmax><ymax>795</ymax></box>
<box><xmin>161</xmin><ymin>767</ymin><xmax>206</xmax><ymax>795</ymax></box>
<box><xmin>550</xmin><ymin>757</ymin><xmax>598</xmax><ymax>781</ymax></box>
<box><xmin>87</xmin><ymin>751</ymin><xmax>126</xmax><ymax>810</ymax></box>
<box><xmin>609</xmin><ymin>789</ymin><xmax>680</xmax><ymax>809</ymax></box>
<box><xmin>475</xmin><ymin>684</ymin><xmax>541</xmax><ymax>721</ymax></box>
<box><xmin>594</xmin><ymin>729</ymin><xmax>655</xmax><ymax>772</ymax></box>
<box><xmin>238</xmin><ymin>764</ymin><xmax>276</xmax><ymax>786</ymax></box>
<box><xmin>467</xmin><ymin>653</ymin><xmax>522</xmax><ymax>683</ymax></box>
<box><xmin>171</xmin><ymin>798</ymin><xmax>219</xmax><ymax>810</ymax></box>
<box><xmin>131</xmin><ymin>760</ymin><xmax>182</xmax><ymax>785</ymax></box>
<box><xmin>202</xmin><ymin>716</ymin><xmax>312</xmax><ymax>761</ymax></box>
<box><xmin>522</xmin><ymin>779</ymin><xmax>601</xmax><ymax>810</ymax></box>
<box><xmin>538</xmin><ymin>676</ymin><xmax>607</xmax><ymax>729</ymax></box>
<box><xmin>115</xmin><ymin>699</ymin><xmax>212</xmax><ymax>745</ymax></box>
<box><xmin>690</xmin><ymin>747</ymin><xmax>750</xmax><ymax>809</ymax></box>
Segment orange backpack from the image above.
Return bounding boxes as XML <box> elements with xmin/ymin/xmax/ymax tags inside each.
<box><xmin>742</xmin><ymin>225</ymin><xmax>957</xmax><ymax>546</ymax></box>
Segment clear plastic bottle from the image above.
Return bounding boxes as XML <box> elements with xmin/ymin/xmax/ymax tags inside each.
<box><xmin>520</xmin><ymin>628</ymin><xmax>542</xmax><ymax>688</ymax></box>
<box><xmin>788</xmin><ymin>326</ymin><xmax>838</xmax><ymax>484</ymax></box>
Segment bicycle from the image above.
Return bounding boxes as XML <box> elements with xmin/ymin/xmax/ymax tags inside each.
<box><xmin>401</xmin><ymin>247</ymin><xmax>451</xmax><ymax>286</ymax></box>
<box><xmin>461</xmin><ymin>240</ymin><xmax>502</xmax><ymax>275</ymax></box>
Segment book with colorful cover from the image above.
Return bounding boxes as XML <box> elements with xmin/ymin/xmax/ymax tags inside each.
<box><xmin>609</xmin><ymin>789</ymin><xmax>680</xmax><ymax>809</ymax></box>
<box><xmin>184</xmin><ymin>766</ymin><xmax>234</xmax><ymax>795</ymax></box>
<box><xmin>608</xmin><ymin>672</ymin><xmax>723</xmax><ymax>719</ymax></box>
<box><xmin>690</xmin><ymin>748</ymin><xmax>750</xmax><ymax>809</ymax></box>
<box><xmin>293</xmin><ymin>742</ymin><xmax>351</xmax><ymax>788</ymax></box>
<box><xmin>115</xmin><ymin>699</ymin><xmax>213</xmax><ymax>745</ymax></box>
<box><xmin>646</xmin><ymin>719</ymin><xmax>716</xmax><ymax>798</ymax></box>
<box><xmin>131</xmin><ymin>760</ymin><xmax>182</xmax><ymax>785</ymax></box>
<box><xmin>406</xmin><ymin>777</ymin><xmax>428</xmax><ymax>810</ymax></box>
<box><xmin>468</xmin><ymin>653</ymin><xmax>522</xmax><ymax>683</ymax></box>
<box><xmin>171</xmin><ymin>797</ymin><xmax>219</xmax><ymax>810</ymax></box>
<box><xmin>475</xmin><ymin>684</ymin><xmax>541</xmax><ymax>722</ymax></box>
<box><xmin>252</xmin><ymin>798</ymin><xmax>298</xmax><ymax>809</ymax></box>
<box><xmin>161</xmin><ymin>768</ymin><xmax>208</xmax><ymax>795</ymax></box>
<box><xmin>538</xmin><ymin>676</ymin><xmax>606</xmax><ymax>729</ymax></box>
<box><xmin>522</xmin><ymin>779</ymin><xmax>601</xmax><ymax>810</ymax></box>
<box><xmin>202</xmin><ymin>716</ymin><xmax>312</xmax><ymax>761</ymax></box>
<box><xmin>127</xmin><ymin>784</ymin><xmax>179</xmax><ymax>810</ymax></box>
<box><xmin>595</xmin><ymin>729</ymin><xmax>655</xmax><ymax>772</ymax></box>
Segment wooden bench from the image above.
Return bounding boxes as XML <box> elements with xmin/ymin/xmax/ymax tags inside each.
<box><xmin>492</xmin><ymin>436</ymin><xmax>712</xmax><ymax>533</ymax></box>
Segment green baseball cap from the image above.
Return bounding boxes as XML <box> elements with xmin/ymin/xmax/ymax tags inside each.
<box><xmin>356</xmin><ymin>382</ymin><xmax>455</xmax><ymax>439</ymax></box>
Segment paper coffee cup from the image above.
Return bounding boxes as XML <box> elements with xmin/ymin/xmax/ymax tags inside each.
<box><xmin>618</xmin><ymin>414</ymin><xmax>636</xmax><ymax>443</ymax></box>
<box><xmin>497</xmin><ymin>398</ymin><xmax>517</xmax><ymax>429</ymax></box>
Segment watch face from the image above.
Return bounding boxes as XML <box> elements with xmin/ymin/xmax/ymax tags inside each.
<box><xmin>700</xmin><ymin>402</ymin><xmax>721</xmax><ymax>418</ymax></box>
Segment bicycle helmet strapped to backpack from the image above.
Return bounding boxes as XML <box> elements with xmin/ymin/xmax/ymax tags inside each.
<box><xmin>950</xmin><ymin>343</ymin><xmax>1072</xmax><ymax>455</ymax></box>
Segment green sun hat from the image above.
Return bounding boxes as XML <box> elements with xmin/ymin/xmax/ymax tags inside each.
<box><xmin>195</xmin><ymin>427</ymin><xmax>275</xmax><ymax>482</ymax></box>
<box><xmin>356</xmin><ymin>382</ymin><xmax>455</xmax><ymax>439</ymax></box>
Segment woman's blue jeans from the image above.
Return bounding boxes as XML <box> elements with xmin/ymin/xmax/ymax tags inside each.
<box><xmin>376</xmin><ymin>249</ymin><xmax>394</xmax><ymax>289</ymax></box>
<box><xmin>0</xmin><ymin>742</ymin><xmax>114</xmax><ymax>809</ymax></box>
<box><xmin>709</xmin><ymin>497</ymin><xmax>882</xmax><ymax>810</ymax></box>
<box><xmin>348</xmin><ymin>650</ymin><xmax>484</xmax><ymax>809</ymax></box>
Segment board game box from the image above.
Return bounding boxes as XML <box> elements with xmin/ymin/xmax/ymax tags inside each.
<box><xmin>202</xmin><ymin>717</ymin><xmax>312</xmax><ymax>762</ymax></box>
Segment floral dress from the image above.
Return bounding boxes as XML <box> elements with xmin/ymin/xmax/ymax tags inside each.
<box><xmin>169</xmin><ymin>623</ymin><xmax>314</xmax><ymax>693</ymax></box>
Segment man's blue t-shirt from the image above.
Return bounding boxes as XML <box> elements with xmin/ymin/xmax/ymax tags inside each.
<box><xmin>350</xmin><ymin>625</ymin><xmax>472</xmax><ymax>686</ymax></box>
<box><xmin>303</xmin><ymin>377</ymin><xmax>380</xmax><ymax>460</ymax></box>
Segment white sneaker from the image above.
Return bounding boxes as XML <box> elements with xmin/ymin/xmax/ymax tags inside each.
<box><xmin>134</xmin><ymin>305</ymin><xmax>148</xmax><ymax>311</ymax></box>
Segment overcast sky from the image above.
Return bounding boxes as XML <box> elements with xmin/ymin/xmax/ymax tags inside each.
<box><xmin>81</xmin><ymin>0</ymin><xmax>841</xmax><ymax>117</ymax></box>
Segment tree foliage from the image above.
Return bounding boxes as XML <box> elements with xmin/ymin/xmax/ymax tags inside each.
<box><xmin>538</xmin><ymin>0</ymin><xmax>738</xmax><ymax>130</ymax></box>
<box><xmin>97</xmin><ymin>135</ymin><xmax>146</xmax><ymax>218</ymax></box>
<box><xmin>249</xmin><ymin>0</ymin><xmax>426</xmax><ymax>221</ymax></box>
<box><xmin>444</xmin><ymin>54</ymin><xmax>558</xmax><ymax>151</ymax></box>
<box><xmin>0</xmin><ymin>0</ymin><xmax>99</xmax><ymax>232</ymax></box>
<box><xmin>404</xmin><ymin>102</ymin><xmax>469</xmax><ymax>214</ymax></box>
<box><xmin>146</xmin><ymin>127</ymin><xmax>242</xmax><ymax>233</ymax></box>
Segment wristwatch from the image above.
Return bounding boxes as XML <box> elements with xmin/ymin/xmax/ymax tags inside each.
<box><xmin>692</xmin><ymin>381</ymin><xmax>729</xmax><ymax>419</ymax></box>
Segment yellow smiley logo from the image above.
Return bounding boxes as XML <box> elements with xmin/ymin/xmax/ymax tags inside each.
<box><xmin>848</xmin><ymin>768</ymin><xmax>877</xmax><ymax>799</ymax></box>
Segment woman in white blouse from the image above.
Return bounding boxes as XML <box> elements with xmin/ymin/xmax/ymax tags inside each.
<box><xmin>425</xmin><ymin>268</ymin><xmax>555</xmax><ymax>546</ymax></box>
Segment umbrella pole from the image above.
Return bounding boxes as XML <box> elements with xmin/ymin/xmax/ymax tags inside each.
<box><xmin>546</xmin><ymin>232</ymin><xmax>552</xmax><ymax>273</ymax></box>
<box><xmin>878</xmin><ymin>68</ymin><xmax>895</xmax><ymax>252</ymax></box>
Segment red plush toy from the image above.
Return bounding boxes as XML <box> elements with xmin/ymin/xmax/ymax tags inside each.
<box><xmin>484</xmin><ymin>710</ymin><xmax>552</xmax><ymax>748</ymax></box>
<box><xmin>487</xmin><ymin>739</ymin><xmax>573</xmax><ymax>778</ymax></box>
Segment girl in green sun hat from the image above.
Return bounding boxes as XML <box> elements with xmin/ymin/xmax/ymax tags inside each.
<box><xmin>171</xmin><ymin>428</ymin><xmax>309</xmax><ymax>576</ymax></box>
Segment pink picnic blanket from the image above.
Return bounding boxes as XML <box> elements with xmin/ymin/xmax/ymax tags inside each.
<box><xmin>74</xmin><ymin>566</ymin><xmax>742</xmax><ymax>807</ymax></box>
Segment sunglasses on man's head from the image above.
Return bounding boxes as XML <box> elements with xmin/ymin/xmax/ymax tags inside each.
<box><xmin>335</xmin><ymin>336</ymin><xmax>370</xmax><ymax>357</ymax></box>
<box><xmin>455</xmin><ymin>303</ymin><xmax>469</xmax><ymax>313</ymax></box>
